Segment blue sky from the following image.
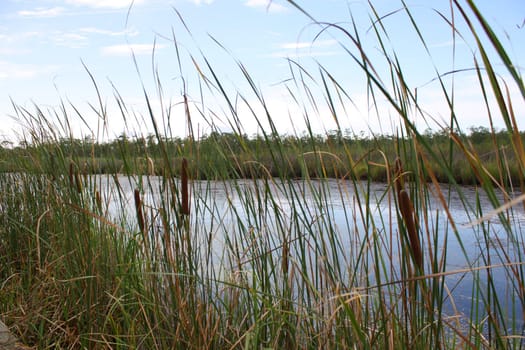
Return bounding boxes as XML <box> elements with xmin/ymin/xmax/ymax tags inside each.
<box><xmin>1</xmin><ymin>0</ymin><xmax>524</xmax><ymax>141</ymax></box>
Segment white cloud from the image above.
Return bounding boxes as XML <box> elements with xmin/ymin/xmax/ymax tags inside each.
<box><xmin>280</xmin><ymin>39</ymin><xmax>338</xmax><ymax>50</ymax></box>
<box><xmin>17</xmin><ymin>7</ymin><xmax>65</xmax><ymax>17</ymax></box>
<box><xmin>101</xmin><ymin>43</ymin><xmax>167</xmax><ymax>56</ymax></box>
<box><xmin>52</xmin><ymin>32</ymin><xmax>89</xmax><ymax>48</ymax></box>
<box><xmin>65</xmin><ymin>0</ymin><xmax>144</xmax><ymax>9</ymax></box>
<box><xmin>269</xmin><ymin>50</ymin><xmax>340</xmax><ymax>59</ymax></box>
<box><xmin>0</xmin><ymin>32</ymin><xmax>42</xmax><ymax>55</ymax></box>
<box><xmin>398</xmin><ymin>73</ymin><xmax>525</xmax><ymax>131</ymax></box>
<box><xmin>429</xmin><ymin>40</ymin><xmax>467</xmax><ymax>49</ymax></box>
<box><xmin>187</xmin><ymin>0</ymin><xmax>214</xmax><ymax>4</ymax></box>
<box><xmin>0</xmin><ymin>61</ymin><xmax>58</xmax><ymax>80</ymax></box>
<box><xmin>270</xmin><ymin>39</ymin><xmax>340</xmax><ymax>59</ymax></box>
<box><xmin>0</xmin><ymin>47</ymin><xmax>30</xmax><ymax>55</ymax></box>
<box><xmin>9</xmin><ymin>32</ymin><xmax>42</xmax><ymax>41</ymax></box>
<box><xmin>79</xmin><ymin>27</ymin><xmax>139</xmax><ymax>37</ymax></box>
<box><xmin>244</xmin><ymin>0</ymin><xmax>287</xmax><ymax>13</ymax></box>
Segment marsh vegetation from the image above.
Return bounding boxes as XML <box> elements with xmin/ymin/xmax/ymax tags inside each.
<box><xmin>1</xmin><ymin>1</ymin><xmax>524</xmax><ymax>348</ymax></box>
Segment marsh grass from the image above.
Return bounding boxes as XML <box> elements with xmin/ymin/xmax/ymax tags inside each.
<box><xmin>1</xmin><ymin>0</ymin><xmax>524</xmax><ymax>348</ymax></box>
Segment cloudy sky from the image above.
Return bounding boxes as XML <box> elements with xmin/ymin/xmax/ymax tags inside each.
<box><xmin>1</xmin><ymin>0</ymin><xmax>524</xmax><ymax>141</ymax></box>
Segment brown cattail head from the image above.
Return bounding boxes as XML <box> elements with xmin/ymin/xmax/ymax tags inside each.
<box><xmin>95</xmin><ymin>190</ymin><xmax>102</xmax><ymax>213</ymax></box>
<box><xmin>399</xmin><ymin>189</ymin><xmax>423</xmax><ymax>270</ymax></box>
<box><xmin>74</xmin><ymin>173</ymin><xmax>83</xmax><ymax>193</ymax></box>
<box><xmin>394</xmin><ymin>157</ymin><xmax>423</xmax><ymax>271</ymax></box>
<box><xmin>134</xmin><ymin>188</ymin><xmax>145</xmax><ymax>233</ymax></box>
<box><xmin>181</xmin><ymin>158</ymin><xmax>190</xmax><ymax>216</ymax></box>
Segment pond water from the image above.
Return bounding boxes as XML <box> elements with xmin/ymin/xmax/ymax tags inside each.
<box><xmin>94</xmin><ymin>175</ymin><xmax>525</xmax><ymax>330</ymax></box>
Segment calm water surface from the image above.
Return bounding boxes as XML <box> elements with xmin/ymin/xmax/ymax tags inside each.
<box><xmin>96</xmin><ymin>175</ymin><xmax>525</xmax><ymax>327</ymax></box>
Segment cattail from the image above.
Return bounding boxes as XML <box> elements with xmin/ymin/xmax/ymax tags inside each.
<box><xmin>399</xmin><ymin>189</ymin><xmax>423</xmax><ymax>270</ymax></box>
<box><xmin>134</xmin><ymin>188</ymin><xmax>145</xmax><ymax>233</ymax></box>
<box><xmin>181</xmin><ymin>158</ymin><xmax>189</xmax><ymax>216</ymax></box>
<box><xmin>394</xmin><ymin>157</ymin><xmax>423</xmax><ymax>271</ymax></box>
<box><xmin>74</xmin><ymin>171</ymin><xmax>82</xmax><ymax>193</ymax></box>
<box><xmin>95</xmin><ymin>190</ymin><xmax>102</xmax><ymax>213</ymax></box>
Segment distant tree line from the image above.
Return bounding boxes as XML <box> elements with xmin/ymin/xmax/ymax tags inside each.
<box><xmin>0</xmin><ymin>127</ymin><xmax>523</xmax><ymax>185</ymax></box>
